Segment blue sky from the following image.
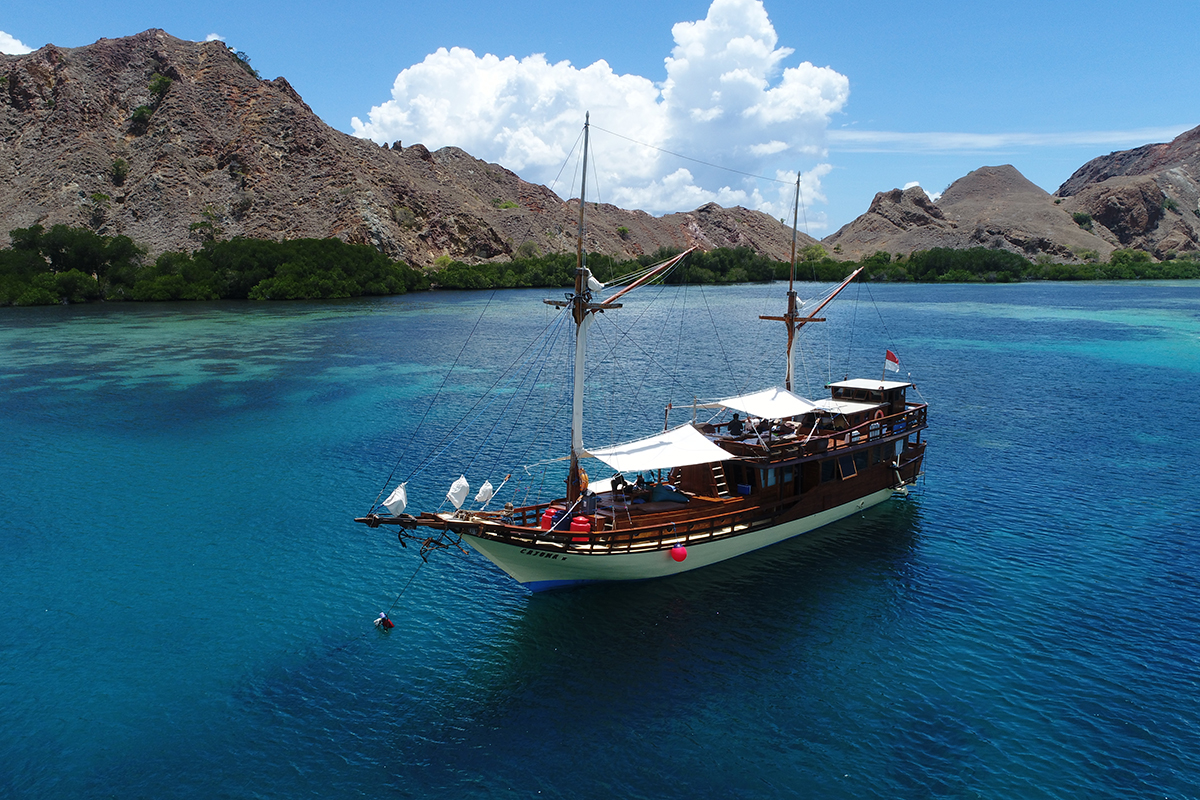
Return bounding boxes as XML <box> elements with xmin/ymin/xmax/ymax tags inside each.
<box><xmin>4</xmin><ymin>0</ymin><xmax>1197</xmax><ymax>235</ymax></box>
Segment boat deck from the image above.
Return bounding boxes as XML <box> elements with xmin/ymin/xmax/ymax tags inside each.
<box><xmin>357</xmin><ymin>400</ymin><xmax>927</xmax><ymax>559</ymax></box>
<box><xmin>586</xmin><ymin>491</ymin><xmax>745</xmax><ymax>533</ymax></box>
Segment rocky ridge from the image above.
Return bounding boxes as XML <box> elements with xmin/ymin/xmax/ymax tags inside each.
<box><xmin>826</xmin><ymin>126</ymin><xmax>1200</xmax><ymax>262</ymax></box>
<box><xmin>825</xmin><ymin>166</ymin><xmax>1117</xmax><ymax>262</ymax></box>
<box><xmin>1054</xmin><ymin>125</ymin><xmax>1200</xmax><ymax>258</ymax></box>
<box><xmin>0</xmin><ymin>30</ymin><xmax>811</xmax><ymax>267</ymax></box>
<box><xmin>4</xmin><ymin>29</ymin><xmax>1197</xmax><ymax>268</ymax></box>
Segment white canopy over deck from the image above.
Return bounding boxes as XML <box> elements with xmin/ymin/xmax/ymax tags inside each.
<box><xmin>827</xmin><ymin>378</ymin><xmax>913</xmax><ymax>391</ymax></box>
<box><xmin>587</xmin><ymin>424</ymin><xmax>734</xmax><ymax>473</ymax></box>
<box><xmin>811</xmin><ymin>398</ymin><xmax>885</xmax><ymax>415</ymax></box>
<box><xmin>693</xmin><ymin>387</ymin><xmax>818</xmax><ymax>420</ymax></box>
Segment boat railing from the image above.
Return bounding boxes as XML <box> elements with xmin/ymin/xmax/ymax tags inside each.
<box><xmin>364</xmin><ymin>404</ymin><xmax>929</xmax><ymax>540</ymax></box>
<box><xmin>719</xmin><ymin>404</ymin><xmax>927</xmax><ymax>461</ymax></box>
<box><xmin>824</xmin><ymin>403</ymin><xmax>927</xmax><ymax>453</ymax></box>
<box><xmin>529</xmin><ymin>495</ymin><xmax>809</xmax><ymax>553</ymax></box>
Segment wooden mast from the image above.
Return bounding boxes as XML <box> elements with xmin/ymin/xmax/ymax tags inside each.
<box><xmin>566</xmin><ymin>113</ymin><xmax>591</xmax><ymax>506</ymax></box>
<box><xmin>551</xmin><ymin>114</ymin><xmax>690</xmax><ymax>506</ymax></box>
<box><xmin>761</xmin><ymin>172</ymin><xmax>864</xmax><ymax>388</ymax></box>
<box><xmin>785</xmin><ymin>173</ymin><xmax>800</xmax><ymax>391</ymax></box>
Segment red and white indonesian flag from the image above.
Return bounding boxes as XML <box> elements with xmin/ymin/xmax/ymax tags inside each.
<box><xmin>884</xmin><ymin>350</ymin><xmax>901</xmax><ymax>373</ymax></box>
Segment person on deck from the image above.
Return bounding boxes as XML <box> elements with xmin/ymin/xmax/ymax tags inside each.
<box><xmin>728</xmin><ymin>413</ymin><xmax>744</xmax><ymax>436</ymax></box>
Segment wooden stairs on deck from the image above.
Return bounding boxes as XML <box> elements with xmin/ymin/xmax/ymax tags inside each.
<box><xmin>711</xmin><ymin>463</ymin><xmax>732</xmax><ymax>498</ymax></box>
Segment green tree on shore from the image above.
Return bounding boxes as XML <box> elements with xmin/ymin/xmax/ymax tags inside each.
<box><xmin>2</xmin><ymin>225</ymin><xmax>1197</xmax><ymax>307</ymax></box>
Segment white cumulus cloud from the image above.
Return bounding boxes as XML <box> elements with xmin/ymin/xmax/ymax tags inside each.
<box><xmin>0</xmin><ymin>30</ymin><xmax>33</xmax><ymax>54</ymax></box>
<box><xmin>903</xmin><ymin>181</ymin><xmax>938</xmax><ymax>202</ymax></box>
<box><xmin>352</xmin><ymin>0</ymin><xmax>848</xmax><ymax>227</ymax></box>
<box><xmin>205</xmin><ymin>33</ymin><xmax>226</xmax><ymax>43</ymax></box>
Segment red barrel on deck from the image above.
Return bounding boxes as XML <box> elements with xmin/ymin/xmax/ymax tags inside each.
<box><xmin>570</xmin><ymin>515</ymin><xmax>591</xmax><ymax>542</ymax></box>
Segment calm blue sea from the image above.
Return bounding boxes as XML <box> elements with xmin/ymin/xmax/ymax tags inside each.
<box><xmin>2</xmin><ymin>281</ymin><xmax>1198</xmax><ymax>799</ymax></box>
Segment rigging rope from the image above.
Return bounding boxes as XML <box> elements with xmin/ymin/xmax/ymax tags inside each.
<box><xmin>385</xmin><ymin>559</ymin><xmax>426</xmax><ymax>616</ymax></box>
<box><xmin>662</xmin><ymin>274</ymin><xmax>691</xmax><ymax>406</ymax></box>
<box><xmin>591</xmin><ymin>125</ymin><xmax>794</xmax><ymax>185</ymax></box>
<box><xmin>515</xmin><ymin>310</ymin><xmax>575</xmax><ymax>459</ymax></box>
<box><xmin>430</xmin><ymin>307</ymin><xmax>574</xmax><ymax>512</ymax></box>
<box><xmin>587</xmin><ymin>256</ymin><xmax>688</xmax><ymax>382</ymax></box>
<box><xmin>844</xmin><ymin>279</ymin><xmax>862</xmax><ymax>375</ymax></box>
<box><xmin>551</xmin><ymin>126</ymin><xmax>586</xmax><ymax>201</ymax></box>
<box><xmin>863</xmin><ymin>282</ymin><xmax>901</xmax><ymax>366</ymax></box>
<box><xmin>370</xmin><ymin>289</ymin><xmax>500</xmax><ymax>513</ymax></box>
<box><xmin>461</xmin><ymin>306</ymin><xmax>573</xmax><ymax>477</ymax></box>
<box><xmin>697</xmin><ymin>284</ymin><xmax>736</xmax><ymax>389</ymax></box>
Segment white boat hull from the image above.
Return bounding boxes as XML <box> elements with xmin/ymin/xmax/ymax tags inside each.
<box><xmin>462</xmin><ymin>485</ymin><xmax>901</xmax><ymax>591</ymax></box>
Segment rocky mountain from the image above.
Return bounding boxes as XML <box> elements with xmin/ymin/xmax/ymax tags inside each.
<box><xmin>0</xmin><ymin>30</ymin><xmax>810</xmax><ymax>267</ymax></box>
<box><xmin>1054</xmin><ymin>125</ymin><xmax>1200</xmax><ymax>258</ymax></box>
<box><xmin>824</xmin><ymin>165</ymin><xmax>1116</xmax><ymax>262</ymax></box>
<box><xmin>6</xmin><ymin>29</ymin><xmax>1197</xmax><ymax>269</ymax></box>
<box><xmin>826</xmin><ymin>126</ymin><xmax>1200</xmax><ymax>262</ymax></box>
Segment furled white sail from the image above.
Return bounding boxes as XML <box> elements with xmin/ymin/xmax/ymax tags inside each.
<box><xmin>474</xmin><ymin>480</ymin><xmax>494</xmax><ymax>505</ymax></box>
<box><xmin>383</xmin><ymin>482</ymin><xmax>408</xmax><ymax>515</ymax></box>
<box><xmin>587</xmin><ymin>425</ymin><xmax>733</xmax><ymax>473</ymax></box>
<box><xmin>447</xmin><ymin>475</ymin><xmax>470</xmax><ymax>510</ymax></box>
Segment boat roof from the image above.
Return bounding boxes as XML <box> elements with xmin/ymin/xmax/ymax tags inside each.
<box><xmin>717</xmin><ymin>387</ymin><xmax>816</xmax><ymax>419</ymax></box>
<box><xmin>587</xmin><ymin>424</ymin><xmax>734</xmax><ymax>473</ymax></box>
<box><xmin>811</xmin><ymin>398</ymin><xmax>885</xmax><ymax>415</ymax></box>
<box><xmin>690</xmin><ymin>386</ymin><xmax>816</xmax><ymax>420</ymax></box>
<box><xmin>827</xmin><ymin>378</ymin><xmax>913</xmax><ymax>391</ymax></box>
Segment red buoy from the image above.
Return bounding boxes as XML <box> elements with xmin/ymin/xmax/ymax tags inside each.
<box><xmin>670</xmin><ymin>545</ymin><xmax>687</xmax><ymax>562</ymax></box>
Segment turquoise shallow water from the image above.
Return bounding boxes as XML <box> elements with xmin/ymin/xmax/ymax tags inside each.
<box><xmin>2</xmin><ymin>281</ymin><xmax>1199</xmax><ymax>798</ymax></box>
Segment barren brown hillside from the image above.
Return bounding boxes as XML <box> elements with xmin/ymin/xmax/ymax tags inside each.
<box><xmin>823</xmin><ymin>166</ymin><xmax>1114</xmax><ymax>262</ymax></box>
<box><xmin>1054</xmin><ymin>125</ymin><xmax>1200</xmax><ymax>258</ymax></box>
<box><xmin>0</xmin><ymin>30</ymin><xmax>810</xmax><ymax>266</ymax></box>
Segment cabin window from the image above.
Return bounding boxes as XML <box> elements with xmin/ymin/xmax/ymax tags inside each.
<box><xmin>837</xmin><ymin>455</ymin><xmax>857</xmax><ymax>480</ymax></box>
<box><xmin>821</xmin><ymin>459</ymin><xmax>836</xmax><ymax>483</ymax></box>
<box><xmin>854</xmin><ymin>451</ymin><xmax>868</xmax><ymax>472</ymax></box>
<box><xmin>782</xmin><ymin>467</ymin><xmax>794</xmax><ymax>486</ymax></box>
<box><xmin>870</xmin><ymin>446</ymin><xmax>881</xmax><ymax>465</ymax></box>
<box><xmin>759</xmin><ymin>468</ymin><xmax>777</xmax><ymax>488</ymax></box>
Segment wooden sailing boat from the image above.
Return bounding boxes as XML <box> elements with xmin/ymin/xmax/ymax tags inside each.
<box><xmin>357</xmin><ymin>116</ymin><xmax>928</xmax><ymax>590</ymax></box>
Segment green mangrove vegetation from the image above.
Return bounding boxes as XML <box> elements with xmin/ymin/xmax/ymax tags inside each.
<box><xmin>0</xmin><ymin>225</ymin><xmax>428</xmax><ymax>306</ymax></box>
<box><xmin>2</xmin><ymin>224</ymin><xmax>1198</xmax><ymax>307</ymax></box>
<box><xmin>428</xmin><ymin>244</ymin><xmax>1200</xmax><ymax>290</ymax></box>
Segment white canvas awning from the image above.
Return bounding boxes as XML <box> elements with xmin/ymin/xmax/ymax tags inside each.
<box><xmin>587</xmin><ymin>424</ymin><xmax>734</xmax><ymax>473</ymax></box>
<box><xmin>716</xmin><ymin>387</ymin><xmax>817</xmax><ymax>419</ymax></box>
<box><xmin>811</xmin><ymin>398</ymin><xmax>884</xmax><ymax>415</ymax></box>
<box><xmin>827</xmin><ymin>378</ymin><xmax>912</xmax><ymax>391</ymax></box>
